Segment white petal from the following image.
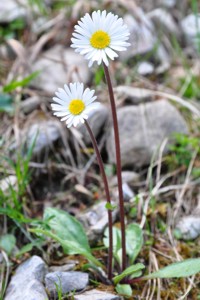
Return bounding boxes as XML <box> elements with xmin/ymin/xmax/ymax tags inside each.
<box><xmin>81</xmin><ymin>114</ymin><xmax>88</xmax><ymax>119</ymax></box>
<box><xmin>52</xmin><ymin>97</ymin><xmax>66</xmax><ymax>106</ymax></box>
<box><xmin>85</xmin><ymin>96</ymin><xmax>97</xmax><ymax>105</ymax></box>
<box><xmin>79</xmin><ymin>116</ymin><xmax>85</xmax><ymax>124</ymax></box>
<box><xmin>60</xmin><ymin>114</ymin><xmax>71</xmax><ymax>121</ymax></box>
<box><xmin>80</xmin><ymin>47</ymin><xmax>93</xmax><ymax>55</ymax></box>
<box><xmin>110</xmin><ymin>45</ymin><xmax>127</xmax><ymax>51</ymax></box>
<box><xmin>69</xmin><ymin>83</ymin><xmax>78</xmax><ymax>98</ymax></box>
<box><xmin>55</xmin><ymin>90</ymin><xmax>69</xmax><ymax>102</ymax></box>
<box><xmin>66</xmin><ymin>115</ymin><xmax>74</xmax><ymax>124</ymax></box>
<box><xmin>101</xmin><ymin>49</ymin><xmax>109</xmax><ymax>66</ymax></box>
<box><xmin>54</xmin><ymin>111</ymin><xmax>69</xmax><ymax>117</ymax></box>
<box><xmin>73</xmin><ymin>116</ymin><xmax>81</xmax><ymax>127</ymax></box>
<box><xmin>84</xmin><ymin>102</ymin><xmax>100</xmax><ymax>114</ymax></box>
<box><xmin>105</xmin><ymin>47</ymin><xmax>118</xmax><ymax>60</ymax></box>
<box><xmin>88</xmin><ymin>59</ymin><xmax>94</xmax><ymax>67</ymax></box>
<box><xmin>64</xmin><ymin>84</ymin><xmax>72</xmax><ymax>97</ymax></box>
<box><xmin>77</xmin><ymin>82</ymin><xmax>84</xmax><ymax>98</ymax></box>
<box><xmin>67</xmin><ymin>120</ymin><xmax>74</xmax><ymax>128</ymax></box>
<box><xmin>51</xmin><ymin>104</ymin><xmax>67</xmax><ymax>111</ymax></box>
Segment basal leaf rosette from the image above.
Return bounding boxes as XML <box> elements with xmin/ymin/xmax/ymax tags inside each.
<box><xmin>71</xmin><ymin>10</ymin><xmax>130</xmax><ymax>67</ymax></box>
<box><xmin>51</xmin><ymin>82</ymin><xmax>99</xmax><ymax>127</ymax></box>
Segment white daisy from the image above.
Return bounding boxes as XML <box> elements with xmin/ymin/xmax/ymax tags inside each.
<box><xmin>71</xmin><ymin>10</ymin><xmax>130</xmax><ymax>67</ymax></box>
<box><xmin>51</xmin><ymin>82</ymin><xmax>99</xmax><ymax>128</ymax></box>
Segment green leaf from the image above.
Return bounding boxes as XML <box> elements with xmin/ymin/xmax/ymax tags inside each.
<box><xmin>0</xmin><ymin>93</ymin><xmax>14</xmax><ymax>113</ymax></box>
<box><xmin>103</xmin><ymin>223</ymin><xmax>143</xmax><ymax>267</ymax></box>
<box><xmin>16</xmin><ymin>240</ymin><xmax>42</xmax><ymax>258</ymax></box>
<box><xmin>142</xmin><ymin>258</ymin><xmax>200</xmax><ymax>280</ymax></box>
<box><xmin>44</xmin><ymin>207</ymin><xmax>91</xmax><ymax>253</ymax></box>
<box><xmin>3</xmin><ymin>71</ymin><xmax>40</xmax><ymax>93</ymax></box>
<box><xmin>94</xmin><ymin>65</ymin><xmax>104</xmax><ymax>86</ymax></box>
<box><xmin>126</xmin><ymin>223</ymin><xmax>143</xmax><ymax>264</ymax></box>
<box><xmin>27</xmin><ymin>0</ymin><xmax>47</xmax><ymax>15</ymax></box>
<box><xmin>113</xmin><ymin>263</ymin><xmax>145</xmax><ymax>285</ymax></box>
<box><xmin>16</xmin><ymin>243</ymin><xmax>34</xmax><ymax>257</ymax></box>
<box><xmin>0</xmin><ymin>206</ymin><xmax>33</xmax><ymax>223</ymax></box>
<box><xmin>31</xmin><ymin>208</ymin><xmax>102</xmax><ymax>267</ymax></box>
<box><xmin>116</xmin><ymin>284</ymin><xmax>132</xmax><ymax>298</ymax></box>
<box><xmin>103</xmin><ymin>226</ymin><xmax>122</xmax><ymax>266</ymax></box>
<box><xmin>105</xmin><ymin>203</ymin><xmax>117</xmax><ymax>211</ymax></box>
<box><xmin>30</xmin><ymin>228</ymin><xmax>102</xmax><ymax>267</ymax></box>
<box><xmin>0</xmin><ymin>234</ymin><xmax>16</xmax><ymax>255</ymax></box>
<box><xmin>129</xmin><ymin>270</ymin><xmax>143</xmax><ymax>279</ymax></box>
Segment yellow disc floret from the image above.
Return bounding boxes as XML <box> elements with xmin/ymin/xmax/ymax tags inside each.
<box><xmin>69</xmin><ymin>99</ymin><xmax>85</xmax><ymax>115</ymax></box>
<box><xmin>90</xmin><ymin>30</ymin><xmax>111</xmax><ymax>49</ymax></box>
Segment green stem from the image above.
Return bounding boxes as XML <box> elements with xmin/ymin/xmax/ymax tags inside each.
<box><xmin>103</xmin><ymin>63</ymin><xmax>126</xmax><ymax>272</ymax></box>
<box><xmin>84</xmin><ymin>120</ymin><xmax>113</xmax><ymax>281</ymax></box>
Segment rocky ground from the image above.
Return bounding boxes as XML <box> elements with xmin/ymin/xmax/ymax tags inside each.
<box><xmin>0</xmin><ymin>0</ymin><xmax>200</xmax><ymax>299</ymax></box>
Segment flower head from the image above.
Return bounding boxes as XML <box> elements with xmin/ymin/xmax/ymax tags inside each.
<box><xmin>52</xmin><ymin>82</ymin><xmax>99</xmax><ymax>128</ymax></box>
<box><xmin>71</xmin><ymin>10</ymin><xmax>130</xmax><ymax>67</ymax></box>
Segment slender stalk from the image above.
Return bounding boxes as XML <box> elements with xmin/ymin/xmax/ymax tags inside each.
<box><xmin>84</xmin><ymin>120</ymin><xmax>113</xmax><ymax>281</ymax></box>
<box><xmin>103</xmin><ymin>63</ymin><xmax>126</xmax><ymax>271</ymax></box>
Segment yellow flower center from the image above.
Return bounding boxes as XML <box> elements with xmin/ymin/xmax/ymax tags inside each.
<box><xmin>90</xmin><ymin>30</ymin><xmax>111</xmax><ymax>49</ymax></box>
<box><xmin>69</xmin><ymin>99</ymin><xmax>85</xmax><ymax>115</ymax></box>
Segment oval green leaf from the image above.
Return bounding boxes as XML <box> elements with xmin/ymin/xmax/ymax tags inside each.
<box><xmin>142</xmin><ymin>258</ymin><xmax>200</xmax><ymax>280</ymax></box>
<box><xmin>126</xmin><ymin>223</ymin><xmax>143</xmax><ymax>264</ymax></box>
<box><xmin>113</xmin><ymin>263</ymin><xmax>145</xmax><ymax>285</ymax></box>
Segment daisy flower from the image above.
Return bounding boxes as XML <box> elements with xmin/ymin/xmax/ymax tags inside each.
<box><xmin>51</xmin><ymin>82</ymin><xmax>99</xmax><ymax>128</ymax></box>
<box><xmin>71</xmin><ymin>10</ymin><xmax>130</xmax><ymax>67</ymax></box>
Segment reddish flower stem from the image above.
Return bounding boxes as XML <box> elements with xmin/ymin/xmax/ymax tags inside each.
<box><xmin>103</xmin><ymin>63</ymin><xmax>126</xmax><ymax>272</ymax></box>
<box><xmin>84</xmin><ymin>120</ymin><xmax>113</xmax><ymax>281</ymax></box>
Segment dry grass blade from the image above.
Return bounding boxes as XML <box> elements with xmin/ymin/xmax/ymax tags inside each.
<box><xmin>6</xmin><ymin>39</ymin><xmax>27</xmax><ymax>62</ymax></box>
<box><xmin>30</xmin><ymin>29</ymin><xmax>59</xmax><ymax>62</ymax></box>
<box><xmin>178</xmin><ymin>275</ymin><xmax>196</xmax><ymax>300</ymax></box>
<box><xmin>155</xmin><ymin>138</ymin><xmax>168</xmax><ymax>185</ymax></box>
<box><xmin>174</xmin><ymin>149</ymin><xmax>198</xmax><ymax>218</ymax></box>
<box><xmin>0</xmin><ymin>250</ymin><xmax>10</xmax><ymax>299</ymax></box>
<box><xmin>145</xmin><ymin>89</ymin><xmax>200</xmax><ymax>118</ymax></box>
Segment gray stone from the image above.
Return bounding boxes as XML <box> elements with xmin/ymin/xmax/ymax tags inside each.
<box><xmin>78</xmin><ymin>201</ymin><xmax>118</xmax><ymax>243</ymax></box>
<box><xmin>155</xmin><ymin>45</ymin><xmax>171</xmax><ymax>74</ymax></box>
<box><xmin>78</xmin><ymin>104</ymin><xmax>108</xmax><ymax>144</ymax></box>
<box><xmin>113</xmin><ymin>85</ymin><xmax>153</xmax><ymax>105</ymax></box>
<box><xmin>120</xmin><ymin>10</ymin><xmax>156</xmax><ymax>61</ymax></box>
<box><xmin>106</xmin><ymin>100</ymin><xmax>188</xmax><ymax>167</ymax></box>
<box><xmin>137</xmin><ymin>61</ymin><xmax>154</xmax><ymax>76</ymax></box>
<box><xmin>120</xmin><ymin>9</ymin><xmax>172</xmax><ymax>73</ymax></box>
<box><xmin>175</xmin><ymin>215</ymin><xmax>200</xmax><ymax>240</ymax></box>
<box><xmin>160</xmin><ymin>0</ymin><xmax>176</xmax><ymax>8</ymax></box>
<box><xmin>119</xmin><ymin>8</ymin><xmax>173</xmax><ymax>75</ymax></box>
<box><xmin>5</xmin><ymin>255</ymin><xmax>48</xmax><ymax>300</ymax></box>
<box><xmin>175</xmin><ymin>206</ymin><xmax>200</xmax><ymax>240</ymax></box>
<box><xmin>111</xmin><ymin>171</ymin><xmax>139</xmax><ymax>201</ymax></box>
<box><xmin>148</xmin><ymin>8</ymin><xmax>179</xmax><ymax>37</ymax></box>
<box><xmin>74</xmin><ymin>289</ymin><xmax>122</xmax><ymax>300</ymax></box>
<box><xmin>25</xmin><ymin>119</ymin><xmax>62</xmax><ymax>155</ymax></box>
<box><xmin>31</xmin><ymin>45</ymin><xmax>90</xmax><ymax>93</ymax></box>
<box><xmin>49</xmin><ymin>261</ymin><xmax>77</xmax><ymax>272</ymax></box>
<box><xmin>113</xmin><ymin>183</ymin><xmax>134</xmax><ymax>202</ymax></box>
<box><xmin>20</xmin><ymin>96</ymin><xmax>41</xmax><ymax>114</ymax></box>
<box><xmin>0</xmin><ymin>0</ymin><xmax>27</xmax><ymax>23</ymax></box>
<box><xmin>122</xmin><ymin>183</ymin><xmax>134</xmax><ymax>201</ymax></box>
<box><xmin>32</xmin><ymin>17</ymin><xmax>50</xmax><ymax>34</ymax></box>
<box><xmin>0</xmin><ymin>175</ymin><xmax>17</xmax><ymax>193</ymax></box>
<box><xmin>180</xmin><ymin>14</ymin><xmax>200</xmax><ymax>51</ymax></box>
<box><xmin>0</xmin><ymin>44</ymin><xmax>15</xmax><ymax>60</ymax></box>
<box><xmin>45</xmin><ymin>271</ymin><xmax>89</xmax><ymax>298</ymax></box>
<box><xmin>110</xmin><ymin>171</ymin><xmax>140</xmax><ymax>187</ymax></box>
